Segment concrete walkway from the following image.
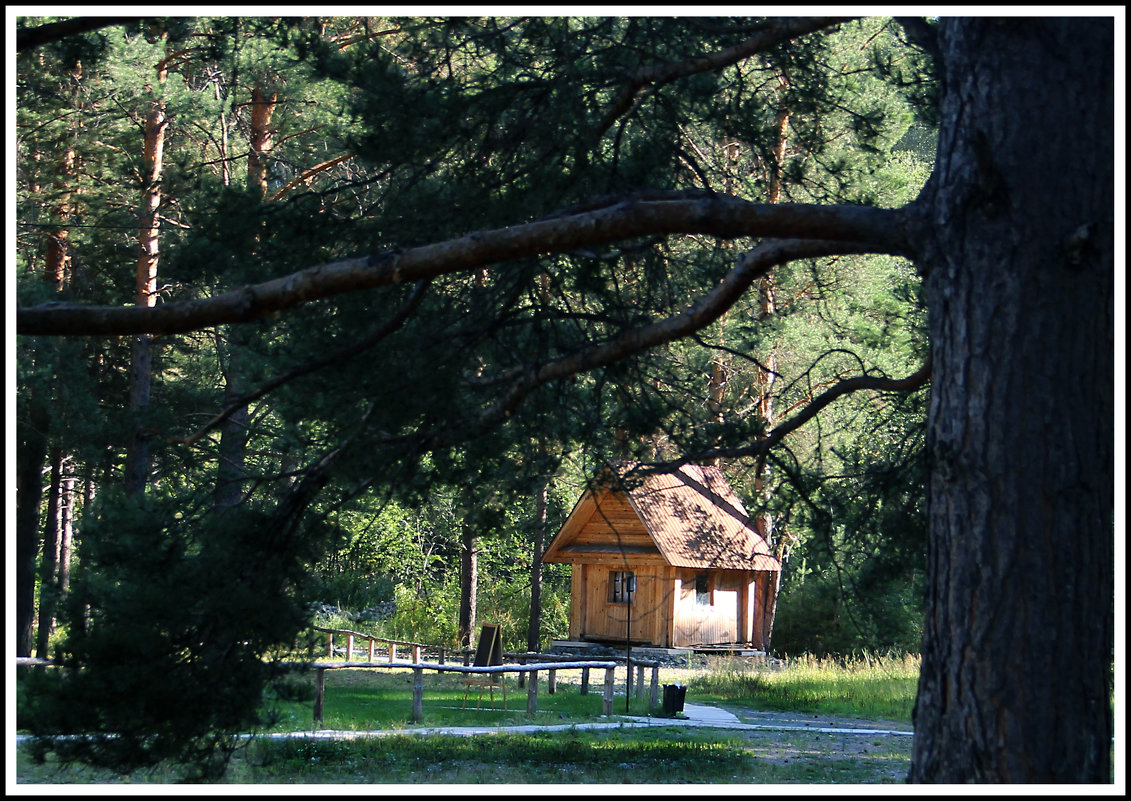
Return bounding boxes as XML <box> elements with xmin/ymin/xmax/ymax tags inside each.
<box><xmin>250</xmin><ymin>701</ymin><xmax>912</xmax><ymax>741</ymax></box>
<box><xmin>15</xmin><ymin>702</ymin><xmax>913</xmax><ymax>747</ymax></box>
<box><xmin>681</xmin><ymin>702</ymin><xmax>743</xmax><ymax>725</ymax></box>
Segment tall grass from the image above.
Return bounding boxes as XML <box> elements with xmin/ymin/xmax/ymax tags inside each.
<box><xmin>690</xmin><ymin>652</ymin><xmax>920</xmax><ymax>723</ymax></box>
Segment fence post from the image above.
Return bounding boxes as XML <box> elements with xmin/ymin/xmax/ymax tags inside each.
<box><xmin>345</xmin><ymin>633</ymin><xmax>354</xmax><ymax>662</ymax></box>
<box><xmin>412</xmin><ymin>667</ymin><xmax>424</xmax><ymax>723</ymax></box>
<box><xmin>547</xmin><ymin>668</ymin><xmax>557</xmax><ymax>694</ymax></box>
<box><xmin>526</xmin><ymin>669</ymin><xmax>539</xmax><ymax>716</ymax></box>
<box><xmin>326</xmin><ymin>632</ymin><xmax>333</xmax><ymax>659</ymax></box>
<box><xmin>313</xmin><ymin>667</ymin><xmax>326</xmax><ymax>726</ymax></box>
<box><xmin>412</xmin><ymin>645</ymin><xmax>422</xmax><ymax>663</ymax></box>
<box><xmin>649</xmin><ymin>664</ymin><xmax>659</xmax><ymax>707</ymax></box>
<box><xmin>580</xmin><ymin>666</ymin><xmax>590</xmax><ymax>696</ymax></box>
<box><xmin>387</xmin><ymin>643</ymin><xmax>397</xmax><ymax>663</ymax></box>
<box><xmin>368</xmin><ymin>638</ymin><xmax>375</xmax><ymax>662</ymax></box>
<box><xmin>603</xmin><ymin>666</ymin><xmax>616</xmax><ymax>715</ymax></box>
<box><xmin>517</xmin><ymin>655</ymin><xmax>526</xmax><ymax>688</ymax></box>
<box><xmin>635</xmin><ymin>663</ymin><xmax>645</xmax><ymax>698</ymax></box>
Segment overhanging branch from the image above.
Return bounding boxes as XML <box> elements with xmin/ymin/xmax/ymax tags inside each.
<box><xmin>18</xmin><ymin>194</ymin><xmax>912</xmax><ymax>337</ymax></box>
<box><xmin>16</xmin><ymin>16</ymin><xmax>146</xmax><ymax>52</ymax></box>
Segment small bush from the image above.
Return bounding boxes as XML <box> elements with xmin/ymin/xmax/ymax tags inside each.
<box><xmin>310</xmin><ymin>572</ymin><xmax>394</xmax><ymax>612</ymax></box>
<box><xmin>268</xmin><ymin>675</ymin><xmax>316</xmax><ymax>703</ymax></box>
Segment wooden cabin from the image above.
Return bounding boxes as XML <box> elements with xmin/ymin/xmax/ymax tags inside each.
<box><xmin>542</xmin><ymin>462</ymin><xmax>782</xmax><ymax>651</ymax></box>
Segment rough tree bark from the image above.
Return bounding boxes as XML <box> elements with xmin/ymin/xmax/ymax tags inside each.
<box><xmin>909</xmin><ymin>18</ymin><xmax>1114</xmax><ymax>783</ymax></box>
<box><xmin>750</xmin><ymin>84</ymin><xmax>789</xmax><ymax>650</ymax></box>
<box><xmin>43</xmin><ymin>139</ymin><xmax>76</xmax><ymax>289</ymax></box>
<box><xmin>34</xmin><ymin>450</ymin><xmax>75</xmax><ymax>659</ymax></box>
<box><xmin>245</xmin><ymin>80</ymin><xmax>277</xmax><ymax>198</ymax></box>
<box><xmin>17</xmin><ymin>199</ymin><xmax>907</xmax><ymax>337</ymax></box>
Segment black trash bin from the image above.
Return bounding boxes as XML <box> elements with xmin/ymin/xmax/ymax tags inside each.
<box><xmin>662</xmin><ymin>683</ymin><xmax>687</xmax><ymax>715</ymax></box>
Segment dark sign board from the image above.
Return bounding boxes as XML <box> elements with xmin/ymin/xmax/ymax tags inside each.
<box><xmin>474</xmin><ymin>624</ymin><xmax>503</xmax><ymax>667</ymax></box>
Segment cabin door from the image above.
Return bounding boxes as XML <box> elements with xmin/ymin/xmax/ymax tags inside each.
<box><xmin>584</xmin><ymin>567</ymin><xmax>634</xmax><ymax>641</ymax></box>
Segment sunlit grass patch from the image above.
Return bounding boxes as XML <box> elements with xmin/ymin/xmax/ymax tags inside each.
<box><xmin>689</xmin><ymin>652</ymin><xmax>919</xmax><ymax>722</ymax></box>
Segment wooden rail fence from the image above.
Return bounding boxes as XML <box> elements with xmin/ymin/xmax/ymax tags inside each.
<box><xmin>18</xmin><ymin>633</ymin><xmax>663</xmax><ymax>730</ymax></box>
<box><xmin>303</xmin><ymin>660</ymin><xmax>622</xmax><ymax>726</ymax></box>
<box><xmin>311</xmin><ymin>626</ymin><xmax>662</xmax><ymax>705</ymax></box>
<box><xmin>312</xmin><ymin>626</ymin><xmax>434</xmax><ymax>664</ymax></box>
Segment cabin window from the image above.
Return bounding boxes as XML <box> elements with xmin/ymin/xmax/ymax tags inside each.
<box><xmin>695</xmin><ymin>572</ymin><xmax>713</xmax><ymax>606</ymax></box>
<box><xmin>609</xmin><ymin>571</ymin><xmax>636</xmax><ymax>604</ymax></box>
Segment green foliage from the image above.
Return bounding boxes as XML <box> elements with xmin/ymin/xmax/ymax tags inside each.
<box><xmin>21</xmin><ymin>493</ymin><xmax>324</xmax><ymax>780</ymax></box>
<box><xmin>310</xmin><ymin>572</ymin><xmax>394</xmax><ymax>612</ymax></box>
<box><xmin>382</xmin><ymin>581</ymin><xmax>460</xmax><ymax>646</ymax></box>
<box><xmin>18</xmin><ymin>657</ymin><xmax>919</xmax><ymax>783</ymax></box>
<box><xmin>769</xmin><ymin>381</ymin><xmax>928</xmax><ymax>656</ymax></box>
<box><xmin>19</xmin><ymin>727</ymin><xmax>913</xmax><ymax>784</ymax></box>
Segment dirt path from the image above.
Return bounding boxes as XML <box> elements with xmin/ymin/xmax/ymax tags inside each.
<box><xmin>706</xmin><ymin>707</ymin><xmax>913</xmax><ymax>781</ymax></box>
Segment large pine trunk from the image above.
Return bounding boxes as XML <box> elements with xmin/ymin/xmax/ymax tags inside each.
<box><xmin>910</xmin><ymin>18</ymin><xmax>1113</xmax><ymax>782</ymax></box>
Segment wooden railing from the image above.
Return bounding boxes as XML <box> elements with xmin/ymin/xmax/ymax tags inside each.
<box><xmin>302</xmin><ymin>659</ymin><xmax>621</xmax><ymax>726</ymax></box>
<box><xmin>309</xmin><ymin>626</ymin><xmax>664</xmax><ymax>718</ymax></box>
<box><xmin>314</xmin><ymin>626</ymin><xmax>656</xmax><ymax>678</ymax></box>
<box><xmin>312</xmin><ymin>625</ymin><xmax>435</xmax><ymax>664</ymax></box>
<box><xmin>18</xmin><ymin>646</ymin><xmax>661</xmax><ymax>729</ymax></box>
<box><xmin>503</xmin><ymin>652</ymin><xmax>661</xmax><ymax>705</ymax></box>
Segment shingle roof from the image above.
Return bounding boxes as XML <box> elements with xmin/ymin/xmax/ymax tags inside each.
<box><xmin>618</xmin><ymin>462</ymin><xmax>780</xmax><ymax>572</ymax></box>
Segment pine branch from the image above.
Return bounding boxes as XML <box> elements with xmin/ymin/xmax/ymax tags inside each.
<box><xmin>18</xmin><ymin>195</ymin><xmax>912</xmax><ymax>337</ymax></box>
<box><xmin>594</xmin><ymin>17</ymin><xmax>851</xmax><ymax>137</ymax></box>
<box><xmin>686</xmin><ymin>355</ymin><xmax>932</xmax><ymax>464</ymax></box>
<box><xmin>175</xmin><ymin>279</ymin><xmax>431</xmax><ymax>446</ymax></box>
<box><xmin>16</xmin><ymin>16</ymin><xmax>145</xmax><ymax>52</ymax></box>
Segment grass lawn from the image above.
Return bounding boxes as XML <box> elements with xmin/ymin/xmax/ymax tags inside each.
<box><xmin>16</xmin><ymin>726</ymin><xmax>914</xmax><ymax>784</ymax></box>
<box><xmin>266</xmin><ymin>665</ymin><xmax>661</xmax><ymax>731</ymax></box>
<box><xmin>16</xmin><ymin>654</ymin><xmax>919</xmax><ymax>784</ymax></box>
<box><xmin>684</xmin><ymin>653</ymin><xmax>919</xmax><ymax>723</ymax></box>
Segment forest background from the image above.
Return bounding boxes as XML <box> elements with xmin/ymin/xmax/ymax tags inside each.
<box><xmin>11</xmin><ymin>13</ymin><xmax>1116</xmax><ymax>784</ymax></box>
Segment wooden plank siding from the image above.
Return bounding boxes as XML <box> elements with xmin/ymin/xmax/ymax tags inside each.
<box><xmin>673</xmin><ymin>569</ymin><xmax>730</xmax><ymax>646</ymax></box>
<box><xmin>579</xmin><ymin>564</ymin><xmax>675</xmax><ymax>645</ymax></box>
